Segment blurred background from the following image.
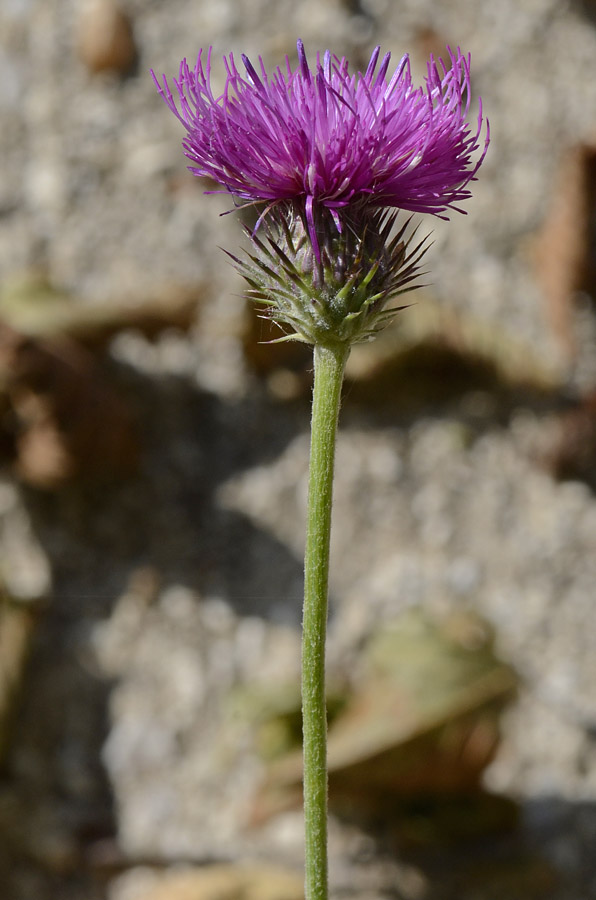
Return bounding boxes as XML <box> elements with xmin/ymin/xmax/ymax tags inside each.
<box><xmin>1</xmin><ymin>0</ymin><xmax>596</xmax><ymax>898</ymax></box>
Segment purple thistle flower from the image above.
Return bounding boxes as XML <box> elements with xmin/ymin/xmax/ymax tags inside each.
<box><xmin>152</xmin><ymin>40</ymin><xmax>488</xmax><ymax>255</ymax></box>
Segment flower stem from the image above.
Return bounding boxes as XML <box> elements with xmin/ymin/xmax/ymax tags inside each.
<box><xmin>302</xmin><ymin>342</ymin><xmax>350</xmax><ymax>900</ymax></box>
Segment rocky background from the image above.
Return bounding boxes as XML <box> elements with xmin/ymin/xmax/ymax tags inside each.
<box><xmin>1</xmin><ymin>0</ymin><xmax>596</xmax><ymax>898</ymax></box>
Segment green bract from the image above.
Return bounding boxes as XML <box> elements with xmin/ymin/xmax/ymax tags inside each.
<box><xmin>233</xmin><ymin>206</ymin><xmax>428</xmax><ymax>348</ymax></box>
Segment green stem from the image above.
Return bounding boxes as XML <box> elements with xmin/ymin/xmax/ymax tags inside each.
<box><xmin>302</xmin><ymin>342</ymin><xmax>350</xmax><ymax>900</ymax></box>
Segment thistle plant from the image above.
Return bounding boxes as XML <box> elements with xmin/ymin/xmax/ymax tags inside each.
<box><xmin>153</xmin><ymin>39</ymin><xmax>487</xmax><ymax>900</ymax></box>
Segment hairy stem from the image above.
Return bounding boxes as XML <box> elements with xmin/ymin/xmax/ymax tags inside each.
<box><xmin>302</xmin><ymin>342</ymin><xmax>349</xmax><ymax>900</ymax></box>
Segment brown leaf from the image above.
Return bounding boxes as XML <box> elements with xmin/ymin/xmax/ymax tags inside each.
<box><xmin>0</xmin><ymin>324</ymin><xmax>139</xmax><ymax>489</ymax></box>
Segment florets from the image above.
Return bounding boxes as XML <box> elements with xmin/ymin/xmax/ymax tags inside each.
<box><xmin>152</xmin><ymin>41</ymin><xmax>488</xmax><ymax>256</ymax></box>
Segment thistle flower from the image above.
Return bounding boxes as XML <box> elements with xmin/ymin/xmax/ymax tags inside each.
<box><xmin>154</xmin><ymin>39</ymin><xmax>489</xmax><ymax>900</ymax></box>
<box><xmin>152</xmin><ymin>40</ymin><xmax>488</xmax><ymax>255</ymax></box>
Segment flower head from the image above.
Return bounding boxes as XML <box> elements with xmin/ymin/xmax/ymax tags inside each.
<box><xmin>152</xmin><ymin>40</ymin><xmax>488</xmax><ymax>253</ymax></box>
<box><xmin>153</xmin><ymin>40</ymin><xmax>488</xmax><ymax>347</ymax></box>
